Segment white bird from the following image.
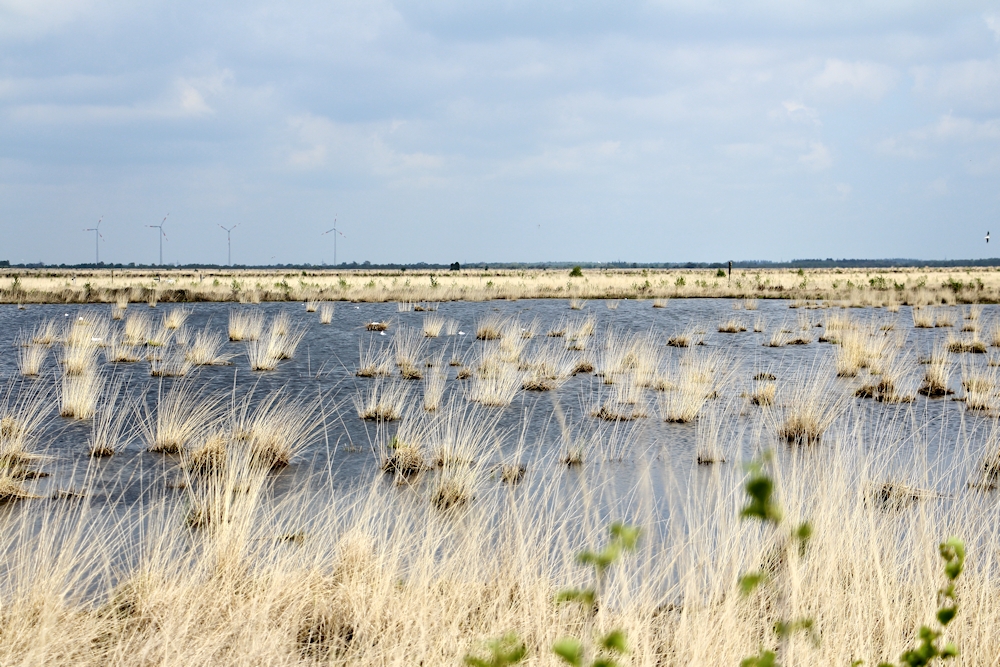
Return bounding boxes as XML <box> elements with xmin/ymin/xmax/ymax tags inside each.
<box><xmin>987</xmin><ymin>231</ymin><xmax>991</xmax><ymax>244</ymax></box>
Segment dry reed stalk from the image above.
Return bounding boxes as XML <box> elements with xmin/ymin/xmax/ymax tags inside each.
<box><xmin>174</xmin><ymin>326</ymin><xmax>190</xmax><ymax>346</ymax></box>
<box><xmin>568</xmin><ymin>298</ymin><xmax>586</xmax><ymax>310</ymax></box>
<box><xmin>764</xmin><ymin>328</ymin><xmax>786</xmax><ymax>347</ymax></box>
<box><xmin>305</xmin><ymin>301</ymin><xmax>319</xmax><ymax>313</ymax></box>
<box><xmin>605</xmin><ymin>300</ymin><xmax>620</xmax><ymax>310</ymax></box>
<box><xmin>319</xmin><ymin>303</ymin><xmax>335</xmax><ymax>324</ymax></box>
<box><xmin>147</xmin><ymin>290</ymin><xmax>157</xmax><ymax>308</ymax></box>
<box><xmin>111</xmin><ymin>305</ymin><xmax>125</xmax><ymax>320</ymax></box>
<box><xmin>742</xmin><ymin>298</ymin><xmax>758</xmax><ymax>311</ymax></box>
<box><xmin>397</xmin><ymin>302</ymin><xmax>414</xmax><ymax>312</ymax></box>
<box><xmin>266</xmin><ymin>326</ymin><xmax>307</xmax><ymax>361</ymax></box>
<box><xmin>115</xmin><ymin>292</ymin><xmax>129</xmax><ymax>309</ymax></box>
<box><xmin>163</xmin><ymin>308</ymin><xmax>190</xmax><ymax>330</ymax></box>
<box><xmin>59</xmin><ymin>372</ymin><xmax>102</xmax><ymax>420</ymax></box>
<box><xmin>753</xmin><ymin>316</ymin><xmax>765</xmax><ymax>333</ymax></box>
<box><xmin>229</xmin><ymin>308</ymin><xmax>265</xmax><ymax>341</ymax></box>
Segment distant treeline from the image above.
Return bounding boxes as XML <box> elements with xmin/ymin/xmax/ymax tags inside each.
<box><xmin>2</xmin><ymin>258</ymin><xmax>999</xmax><ymax>271</ymax></box>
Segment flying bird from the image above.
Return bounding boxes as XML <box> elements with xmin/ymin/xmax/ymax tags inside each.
<box><xmin>987</xmin><ymin>231</ymin><xmax>991</xmax><ymax>244</ymax></box>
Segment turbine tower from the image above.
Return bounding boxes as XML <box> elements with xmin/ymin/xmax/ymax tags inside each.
<box><xmin>321</xmin><ymin>215</ymin><xmax>346</xmax><ymax>267</ymax></box>
<box><xmin>83</xmin><ymin>217</ymin><xmax>103</xmax><ymax>264</ymax></box>
<box><xmin>218</xmin><ymin>223</ymin><xmax>239</xmax><ymax>266</ymax></box>
<box><xmin>147</xmin><ymin>214</ymin><xmax>169</xmax><ymax>265</ymax></box>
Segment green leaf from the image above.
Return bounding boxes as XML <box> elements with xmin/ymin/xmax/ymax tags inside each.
<box><xmin>463</xmin><ymin>633</ymin><xmax>527</xmax><ymax>667</ymax></box>
<box><xmin>556</xmin><ymin>588</ymin><xmax>596</xmax><ymax>609</ymax></box>
<box><xmin>739</xmin><ymin>572</ymin><xmax>767</xmax><ymax>595</ymax></box>
<box><xmin>740</xmin><ymin>649</ymin><xmax>777</xmax><ymax>667</ymax></box>
<box><xmin>600</xmin><ymin>630</ymin><xmax>628</xmax><ymax>654</ymax></box>
<box><xmin>609</xmin><ymin>523</ymin><xmax>641</xmax><ymax>551</ymax></box>
<box><xmin>552</xmin><ymin>637</ymin><xmax>584</xmax><ymax>666</ymax></box>
<box><xmin>936</xmin><ymin>606</ymin><xmax>956</xmax><ymax>626</ymax></box>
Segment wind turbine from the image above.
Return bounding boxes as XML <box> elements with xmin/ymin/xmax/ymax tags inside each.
<box><xmin>218</xmin><ymin>223</ymin><xmax>239</xmax><ymax>266</ymax></box>
<box><xmin>321</xmin><ymin>215</ymin><xmax>345</xmax><ymax>267</ymax></box>
<box><xmin>83</xmin><ymin>217</ymin><xmax>104</xmax><ymax>264</ymax></box>
<box><xmin>147</xmin><ymin>214</ymin><xmax>169</xmax><ymax>265</ymax></box>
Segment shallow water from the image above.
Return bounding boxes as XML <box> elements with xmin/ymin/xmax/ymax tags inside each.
<box><xmin>0</xmin><ymin>299</ymin><xmax>996</xmax><ymax>534</ymax></box>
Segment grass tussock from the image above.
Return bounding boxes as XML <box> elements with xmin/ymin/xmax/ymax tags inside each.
<box><xmin>775</xmin><ymin>370</ymin><xmax>845</xmax><ymax>444</ymax></box>
<box><xmin>354</xmin><ymin>380</ymin><xmax>410</xmax><ymax>421</ymax></box>
<box><xmin>319</xmin><ymin>302</ymin><xmax>335</xmax><ymax>324</ymax></box>
<box><xmin>229</xmin><ymin>308</ymin><xmax>265</xmax><ymax>341</ymax></box>
<box><xmin>143</xmin><ymin>381</ymin><xmax>221</xmax><ymax>454</ymax></box>
<box><xmin>17</xmin><ymin>344</ymin><xmax>47</xmax><ymax>377</ymax></box>
<box><xmin>59</xmin><ymin>372</ymin><xmax>102</xmax><ymax>420</ymax></box>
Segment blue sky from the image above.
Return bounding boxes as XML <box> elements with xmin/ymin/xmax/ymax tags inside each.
<box><xmin>1</xmin><ymin>1</ymin><xmax>998</xmax><ymax>265</ymax></box>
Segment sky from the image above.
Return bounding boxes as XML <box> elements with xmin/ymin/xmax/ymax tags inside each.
<box><xmin>1</xmin><ymin>1</ymin><xmax>999</xmax><ymax>266</ymax></box>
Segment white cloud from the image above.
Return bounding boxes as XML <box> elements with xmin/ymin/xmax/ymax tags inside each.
<box><xmin>911</xmin><ymin>57</ymin><xmax>1000</xmax><ymax>111</ymax></box>
<box><xmin>772</xmin><ymin>100</ymin><xmax>820</xmax><ymax>124</ymax></box>
<box><xmin>811</xmin><ymin>59</ymin><xmax>898</xmax><ymax>100</ymax></box>
<box><xmin>835</xmin><ymin>182</ymin><xmax>852</xmax><ymax>199</ymax></box>
<box><xmin>987</xmin><ymin>14</ymin><xmax>1000</xmax><ymax>41</ymax></box>
<box><xmin>799</xmin><ymin>141</ymin><xmax>831</xmax><ymax>170</ymax></box>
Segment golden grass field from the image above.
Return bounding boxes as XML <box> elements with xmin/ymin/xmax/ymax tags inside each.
<box><xmin>3</xmin><ymin>266</ymin><xmax>1000</xmax><ymax>305</ymax></box>
<box><xmin>0</xmin><ymin>297</ymin><xmax>999</xmax><ymax>665</ymax></box>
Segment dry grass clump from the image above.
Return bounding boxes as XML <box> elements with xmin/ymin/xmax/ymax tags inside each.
<box><xmin>741</xmin><ymin>298</ymin><xmax>758</xmax><ymax>311</ymax></box>
<box><xmin>17</xmin><ymin>344</ymin><xmax>47</xmax><ymax>377</ymax></box>
<box><xmin>305</xmin><ymin>300</ymin><xmax>319</xmax><ymax>313</ymax></box>
<box><xmin>934</xmin><ymin>309</ymin><xmax>956</xmax><ymax>327</ymax></box>
<box><xmin>31</xmin><ymin>319</ymin><xmax>60</xmax><ymax>345</ymax></box>
<box><xmin>475</xmin><ymin>314</ymin><xmax>506</xmax><ymax>340</ymax></box>
<box><xmin>150</xmin><ymin>349</ymin><xmax>194</xmax><ymax>377</ymax></box>
<box><xmin>568</xmin><ymin>298</ymin><xmax>586</xmax><ymax>310</ymax></box>
<box><xmin>123</xmin><ymin>311</ymin><xmax>151</xmax><ymax>345</ymax></box>
<box><xmin>748</xmin><ymin>381</ymin><xmax>776</xmax><ymax>406</ymax></box>
<box><xmin>163</xmin><ymin>307</ymin><xmax>190</xmax><ymax>330</ymax></box>
<box><xmin>652</xmin><ymin>298</ymin><xmax>669</xmax><ymax>308</ymax></box>
<box><xmin>918</xmin><ymin>342</ymin><xmax>953</xmax><ymax>397</ymax></box>
<box><xmin>656</xmin><ymin>353</ymin><xmax>720</xmax><ymax>423</ymax></box>
<box><xmin>246</xmin><ymin>339</ymin><xmax>279</xmax><ymax>371</ymax></box>
<box><xmin>605</xmin><ymin>299</ymin><xmax>619</xmax><ymax>309</ymax></box>
<box><xmin>855</xmin><ymin>351</ymin><xmax>915</xmax><ymax>403</ymax></box>
<box><xmin>147</xmin><ymin>290</ymin><xmax>158</xmax><ymax>307</ymax></box>
<box><xmin>59</xmin><ymin>372</ymin><xmax>102</xmax><ymax>420</ymax></box>
<box><xmin>0</xmin><ymin>382</ymin><xmax>51</xmax><ymax>468</ymax></box>
<box><xmin>105</xmin><ymin>336</ymin><xmax>142</xmax><ymax>363</ymax></box>
<box><xmin>356</xmin><ymin>340</ymin><xmax>394</xmax><ymax>378</ymax></box>
<box><xmin>143</xmin><ymin>382</ymin><xmax>221</xmax><ymax>453</ymax></box>
<box><xmin>946</xmin><ymin>334</ymin><xmax>987</xmax><ymax>354</ymax></box>
<box><xmin>185</xmin><ymin>328</ymin><xmax>234</xmax><ymax>366</ymax></box>
<box><xmin>718</xmin><ymin>318</ymin><xmax>746</xmax><ymax>333</ymax></box>
<box><xmin>232</xmin><ymin>390</ymin><xmax>318</xmax><ymax>469</ymax></box>
<box><xmin>694</xmin><ymin>400</ymin><xmax>729</xmax><ymax>463</ymax></box>
<box><xmin>354</xmin><ymin>380</ymin><xmax>410</xmax><ymax>421</ymax></box>
<box><xmin>87</xmin><ymin>378</ymin><xmax>137</xmax><ymax>456</ymax></box>
<box><xmin>115</xmin><ymin>292</ymin><xmax>129</xmax><ymax>310</ymax></box>
<box><xmin>469</xmin><ymin>356</ymin><xmax>522</xmax><ymax>407</ymax></box>
<box><xmin>229</xmin><ymin>308</ymin><xmax>265</xmax><ymax>341</ymax></box>
<box><xmin>764</xmin><ymin>328</ymin><xmax>786</xmax><ymax>347</ymax></box>
<box><xmin>912</xmin><ymin>306</ymin><xmax>934</xmax><ymax>328</ymax></box>
<box><xmin>967</xmin><ymin>303</ymin><xmax>983</xmax><ymax>321</ymax></box>
<box><xmin>394</xmin><ymin>327</ymin><xmax>427</xmax><ymax>379</ymax></box>
<box><xmin>366</xmin><ymin>320</ymin><xmax>390</xmax><ymax>332</ymax></box>
<box><xmin>961</xmin><ymin>363</ymin><xmax>996</xmax><ymax>412</ymax></box>
<box><xmin>319</xmin><ymin>302</ymin><xmax>335</xmax><ymax>324</ymax></box>
<box><xmin>775</xmin><ymin>371</ymin><xmax>844</xmax><ymax>444</ymax></box>
<box><xmin>423</xmin><ymin>369</ymin><xmax>447</xmax><ymax>412</ymax></box>
<box><xmin>423</xmin><ymin>315</ymin><xmax>445</xmax><ymax>337</ymax></box>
